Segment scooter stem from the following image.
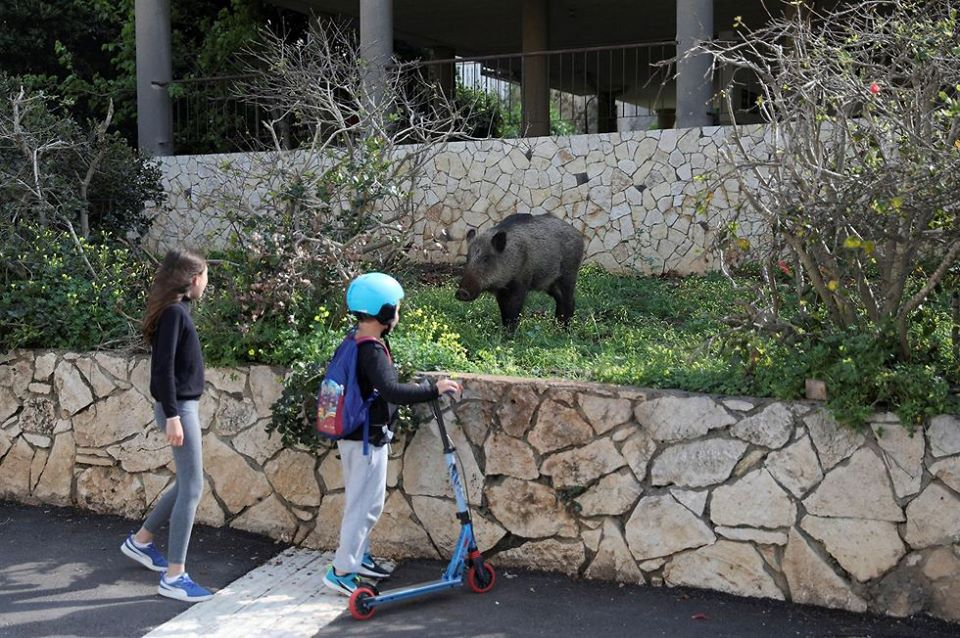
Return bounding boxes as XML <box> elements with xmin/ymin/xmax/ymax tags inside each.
<box><xmin>430</xmin><ymin>399</ymin><xmax>455</xmax><ymax>454</ymax></box>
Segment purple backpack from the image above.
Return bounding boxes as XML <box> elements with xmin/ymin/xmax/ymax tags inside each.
<box><xmin>315</xmin><ymin>329</ymin><xmax>385</xmax><ymax>453</ymax></box>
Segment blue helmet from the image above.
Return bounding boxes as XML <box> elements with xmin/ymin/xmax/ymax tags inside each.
<box><xmin>346</xmin><ymin>272</ymin><xmax>405</xmax><ymax>321</ymax></box>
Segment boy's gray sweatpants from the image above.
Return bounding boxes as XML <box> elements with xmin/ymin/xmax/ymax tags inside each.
<box><xmin>333</xmin><ymin>439</ymin><xmax>388</xmax><ymax>574</ymax></box>
<box><xmin>142</xmin><ymin>400</ymin><xmax>204</xmax><ymax>565</ymax></box>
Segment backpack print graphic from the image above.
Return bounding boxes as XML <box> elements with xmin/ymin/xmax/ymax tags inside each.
<box><xmin>315</xmin><ymin>377</ymin><xmax>349</xmax><ymax>437</ymax></box>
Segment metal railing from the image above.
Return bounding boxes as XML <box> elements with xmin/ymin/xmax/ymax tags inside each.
<box><xmin>169</xmin><ymin>41</ymin><xmax>678</xmax><ymax>155</ymax></box>
<box><xmin>170</xmin><ymin>74</ymin><xmax>276</xmax><ymax>155</ymax></box>
<box><xmin>418</xmin><ymin>41</ymin><xmax>677</xmax><ymax>137</ymax></box>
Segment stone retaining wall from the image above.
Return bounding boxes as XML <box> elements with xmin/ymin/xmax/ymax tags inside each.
<box><xmin>2</xmin><ymin>349</ymin><xmax>959</xmax><ymax>622</ymax></box>
<box><xmin>145</xmin><ymin>126</ymin><xmax>770</xmax><ymax>275</ymax></box>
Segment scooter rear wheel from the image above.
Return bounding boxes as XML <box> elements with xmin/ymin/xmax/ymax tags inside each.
<box><xmin>467</xmin><ymin>562</ymin><xmax>496</xmax><ymax>593</ymax></box>
<box><xmin>349</xmin><ymin>586</ymin><xmax>377</xmax><ymax>620</ymax></box>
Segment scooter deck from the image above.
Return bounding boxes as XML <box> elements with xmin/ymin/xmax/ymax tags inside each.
<box><xmin>365</xmin><ymin>576</ymin><xmax>464</xmax><ymax>607</ymax></box>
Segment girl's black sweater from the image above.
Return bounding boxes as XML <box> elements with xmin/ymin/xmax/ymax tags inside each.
<box><xmin>150</xmin><ymin>300</ymin><xmax>205</xmax><ymax>419</ymax></box>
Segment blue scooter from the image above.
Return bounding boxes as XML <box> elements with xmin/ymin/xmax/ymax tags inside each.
<box><xmin>348</xmin><ymin>399</ymin><xmax>496</xmax><ymax>620</ymax></box>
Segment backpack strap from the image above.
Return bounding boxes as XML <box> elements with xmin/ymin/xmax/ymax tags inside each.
<box><xmin>354</xmin><ymin>334</ymin><xmax>385</xmax><ymax>456</ymax></box>
<box><xmin>355</xmin><ymin>335</ymin><xmax>391</xmax><ymax>359</ymax></box>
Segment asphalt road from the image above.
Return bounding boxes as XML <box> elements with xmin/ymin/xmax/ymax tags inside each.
<box><xmin>2</xmin><ymin>501</ymin><xmax>958</xmax><ymax>638</ymax></box>
<box><xmin>315</xmin><ymin>561</ymin><xmax>960</xmax><ymax>638</ymax></box>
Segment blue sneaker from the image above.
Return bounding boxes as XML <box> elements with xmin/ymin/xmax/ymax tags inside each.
<box><xmin>322</xmin><ymin>566</ymin><xmax>360</xmax><ymax>596</ymax></box>
<box><xmin>121</xmin><ymin>534</ymin><xmax>168</xmax><ymax>572</ymax></box>
<box><xmin>358</xmin><ymin>552</ymin><xmax>392</xmax><ymax>579</ymax></box>
<box><xmin>158</xmin><ymin>572</ymin><xmax>213</xmax><ymax>602</ymax></box>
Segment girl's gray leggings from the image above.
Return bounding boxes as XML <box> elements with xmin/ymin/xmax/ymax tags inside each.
<box><xmin>143</xmin><ymin>400</ymin><xmax>203</xmax><ymax>565</ymax></box>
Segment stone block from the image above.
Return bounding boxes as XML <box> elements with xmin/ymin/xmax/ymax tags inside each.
<box><xmin>651</xmin><ymin>438</ymin><xmax>748</xmax><ymax>488</ymax></box>
<box><xmin>904</xmin><ymin>482</ymin><xmax>960</xmax><ymax>549</ymax></box>
<box><xmin>711</xmin><ymin>468</ymin><xmax>797</xmax><ymax>529</ymax></box>
<box><xmin>541</xmin><ymin>438</ymin><xmax>626</xmax><ymax>489</ymax></box>
<box><xmin>575</xmin><ymin>468</ymin><xmax>643</xmax><ymax>516</ymax></box>
<box><xmin>731</xmin><ymin>403</ymin><xmax>794</xmax><ymax>449</ymax></box>
<box><xmin>800</xmin><ymin>515</ymin><xmax>905</xmax><ymax>582</ymax></box>
<box><xmin>624</xmin><ymin>494</ymin><xmax>715</xmax><ymax>560</ymax></box>
<box><xmin>486</xmin><ymin>477</ymin><xmax>577</xmax><ymax>539</ymax></box>
<box><xmin>484</xmin><ymin>432</ymin><xmax>539</xmax><ymax>480</ymax></box>
<box><xmin>634</xmin><ymin>395</ymin><xmax>735</xmax><ymax>442</ymax></box>
<box><xmin>782</xmin><ymin>528</ymin><xmax>867</xmax><ymax>612</ymax></box>
<box><xmin>585</xmin><ymin>518</ymin><xmax>643</xmax><ymax>583</ymax></box>
<box><xmin>803</xmin><ymin>448</ymin><xmax>903</xmax><ymax>522</ymax></box>
<box><xmin>665</xmin><ymin>541</ymin><xmax>784</xmax><ymax>600</ymax></box>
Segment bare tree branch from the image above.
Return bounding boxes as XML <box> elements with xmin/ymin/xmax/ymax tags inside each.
<box><xmin>695</xmin><ymin>0</ymin><xmax>960</xmax><ymax>354</ymax></box>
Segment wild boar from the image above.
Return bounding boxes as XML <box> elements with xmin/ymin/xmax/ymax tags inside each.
<box><xmin>456</xmin><ymin>214</ymin><xmax>584</xmax><ymax>329</ymax></box>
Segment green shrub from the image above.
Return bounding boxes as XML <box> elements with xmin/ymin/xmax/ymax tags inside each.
<box><xmin>194</xmin><ymin>254</ymin><xmax>304</xmax><ymax>368</ymax></box>
<box><xmin>264</xmin><ymin>323</ymin><xmax>344</xmax><ymax>452</ymax></box>
<box><xmin>0</xmin><ymin>227</ymin><xmax>150</xmax><ymax>351</ymax></box>
<box><xmin>4</xmin><ymin>242</ymin><xmax>954</xmax><ymax>435</ymax></box>
<box><xmin>723</xmin><ymin>312</ymin><xmax>958</xmax><ymax>429</ymax></box>
<box><xmin>396</xmin><ymin>266</ymin><xmax>958</xmax><ymax>429</ymax></box>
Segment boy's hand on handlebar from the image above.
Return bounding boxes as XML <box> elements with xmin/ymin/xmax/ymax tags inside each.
<box><xmin>436</xmin><ymin>378</ymin><xmax>462</xmax><ymax>398</ymax></box>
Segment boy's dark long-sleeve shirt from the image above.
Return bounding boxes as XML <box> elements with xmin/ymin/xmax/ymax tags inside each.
<box><xmin>347</xmin><ymin>337</ymin><xmax>438</xmax><ymax>445</ymax></box>
<box><xmin>150</xmin><ymin>300</ymin><xmax>205</xmax><ymax>419</ymax></box>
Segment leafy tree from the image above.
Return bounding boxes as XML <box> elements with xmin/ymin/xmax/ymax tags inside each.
<box><xmin>0</xmin><ymin>0</ymin><xmax>308</xmax><ymax>147</ymax></box>
<box><xmin>696</xmin><ymin>0</ymin><xmax>960</xmax><ymax>426</ymax></box>
<box><xmin>176</xmin><ymin>20</ymin><xmax>482</xmax><ymax>443</ymax></box>
<box><xmin>0</xmin><ymin>78</ymin><xmax>161</xmax><ymax>351</ymax></box>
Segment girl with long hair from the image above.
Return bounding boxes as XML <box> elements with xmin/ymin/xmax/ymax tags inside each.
<box><xmin>120</xmin><ymin>249</ymin><xmax>213</xmax><ymax>602</ymax></box>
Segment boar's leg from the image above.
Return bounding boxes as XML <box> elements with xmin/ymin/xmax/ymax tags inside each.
<box><xmin>495</xmin><ymin>285</ymin><xmax>527</xmax><ymax>331</ymax></box>
<box><xmin>548</xmin><ymin>273</ymin><xmax>577</xmax><ymax>325</ymax></box>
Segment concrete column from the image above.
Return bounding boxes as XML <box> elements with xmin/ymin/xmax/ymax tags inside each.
<box><xmin>676</xmin><ymin>0</ymin><xmax>714</xmax><ymax>128</ymax></box>
<box><xmin>135</xmin><ymin>0</ymin><xmax>174</xmax><ymax>156</ymax></box>
<box><xmin>360</xmin><ymin>0</ymin><xmax>394</xmax><ymax>109</ymax></box>
<box><xmin>521</xmin><ymin>0</ymin><xmax>550</xmax><ymax>137</ymax></box>
<box><xmin>430</xmin><ymin>46</ymin><xmax>456</xmax><ymax>99</ymax></box>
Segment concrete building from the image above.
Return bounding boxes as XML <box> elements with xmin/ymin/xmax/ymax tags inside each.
<box><xmin>135</xmin><ymin>1</ymin><xmax>834</xmax><ymax>155</ymax></box>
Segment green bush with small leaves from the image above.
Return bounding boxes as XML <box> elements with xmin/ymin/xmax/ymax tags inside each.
<box><xmin>0</xmin><ymin>227</ymin><xmax>150</xmax><ymax>351</ymax></box>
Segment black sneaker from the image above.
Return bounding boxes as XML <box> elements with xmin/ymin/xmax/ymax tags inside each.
<box><xmin>357</xmin><ymin>552</ymin><xmax>392</xmax><ymax>579</ymax></box>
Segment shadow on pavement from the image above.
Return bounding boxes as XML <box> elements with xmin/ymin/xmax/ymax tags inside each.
<box><xmin>0</xmin><ymin>501</ymin><xmax>286</xmax><ymax>638</ymax></box>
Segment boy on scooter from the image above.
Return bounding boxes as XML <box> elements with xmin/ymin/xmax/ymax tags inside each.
<box><xmin>323</xmin><ymin>272</ymin><xmax>461</xmax><ymax>596</ymax></box>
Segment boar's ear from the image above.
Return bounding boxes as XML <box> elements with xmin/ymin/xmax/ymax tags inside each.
<box><xmin>491</xmin><ymin>230</ymin><xmax>507</xmax><ymax>253</ymax></box>
<box><xmin>466</xmin><ymin>228</ymin><xmax>477</xmax><ymax>243</ymax></box>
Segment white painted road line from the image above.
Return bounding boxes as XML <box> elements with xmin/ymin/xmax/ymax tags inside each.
<box><xmin>142</xmin><ymin>548</ymin><xmax>348</xmax><ymax>638</ymax></box>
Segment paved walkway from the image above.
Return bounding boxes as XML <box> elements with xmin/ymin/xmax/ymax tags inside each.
<box><xmin>2</xmin><ymin>501</ymin><xmax>958</xmax><ymax>638</ymax></box>
<box><xmin>144</xmin><ymin>548</ymin><xmax>344</xmax><ymax>638</ymax></box>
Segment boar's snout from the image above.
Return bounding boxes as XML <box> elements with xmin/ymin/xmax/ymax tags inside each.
<box><xmin>456</xmin><ymin>271</ymin><xmax>481</xmax><ymax>302</ymax></box>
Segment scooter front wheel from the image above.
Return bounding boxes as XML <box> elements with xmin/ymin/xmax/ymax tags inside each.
<box><xmin>349</xmin><ymin>586</ymin><xmax>378</xmax><ymax>620</ymax></box>
<box><xmin>467</xmin><ymin>562</ymin><xmax>496</xmax><ymax>593</ymax></box>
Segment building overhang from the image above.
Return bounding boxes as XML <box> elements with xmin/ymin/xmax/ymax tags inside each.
<box><xmin>267</xmin><ymin>1</ymin><xmax>796</xmax><ymax>56</ymax></box>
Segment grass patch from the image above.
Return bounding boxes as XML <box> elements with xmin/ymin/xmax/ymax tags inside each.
<box><xmin>403</xmin><ymin>265</ymin><xmax>755</xmax><ymax>395</ymax></box>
